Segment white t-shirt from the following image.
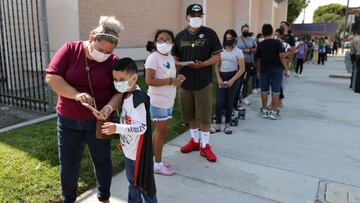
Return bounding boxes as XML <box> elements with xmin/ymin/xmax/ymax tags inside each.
<box><xmin>145</xmin><ymin>51</ymin><xmax>177</xmax><ymax>109</ymax></box>
<box><xmin>220</xmin><ymin>47</ymin><xmax>244</xmax><ymax>72</ymax></box>
<box><xmin>282</xmin><ymin>42</ymin><xmax>290</xmax><ymax>52</ymax></box>
<box><xmin>116</xmin><ymin>93</ymin><xmax>147</xmax><ymax>161</ymax></box>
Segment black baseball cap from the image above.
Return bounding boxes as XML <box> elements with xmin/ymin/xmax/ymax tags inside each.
<box><xmin>186</xmin><ymin>4</ymin><xmax>204</xmax><ymax>16</ymax></box>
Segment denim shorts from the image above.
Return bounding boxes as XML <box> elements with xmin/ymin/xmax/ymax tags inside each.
<box><xmin>260</xmin><ymin>68</ymin><xmax>283</xmax><ymax>94</ymax></box>
<box><xmin>150</xmin><ymin>105</ymin><xmax>173</xmax><ymax>121</ymax></box>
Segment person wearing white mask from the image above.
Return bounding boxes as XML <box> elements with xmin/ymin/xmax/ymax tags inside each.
<box><xmin>145</xmin><ymin>30</ymin><xmax>186</xmax><ymax>176</ymax></box>
<box><xmin>45</xmin><ymin>16</ymin><xmax>123</xmax><ymax>203</ymax></box>
<box><xmin>173</xmin><ymin>4</ymin><xmax>222</xmax><ymax>162</ymax></box>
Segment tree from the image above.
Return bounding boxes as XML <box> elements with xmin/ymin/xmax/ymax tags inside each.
<box><xmin>313</xmin><ymin>3</ymin><xmax>360</xmax><ymax>37</ymax></box>
<box><xmin>350</xmin><ymin>14</ymin><xmax>360</xmax><ymax>34</ymax></box>
<box><xmin>313</xmin><ymin>4</ymin><xmax>345</xmax><ymax>23</ymax></box>
<box><xmin>287</xmin><ymin>0</ymin><xmax>308</xmax><ymax>23</ymax></box>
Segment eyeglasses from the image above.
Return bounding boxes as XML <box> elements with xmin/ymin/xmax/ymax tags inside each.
<box><xmin>156</xmin><ymin>40</ymin><xmax>173</xmax><ymax>44</ymax></box>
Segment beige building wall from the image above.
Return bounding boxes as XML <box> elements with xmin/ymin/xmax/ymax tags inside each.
<box><xmin>250</xmin><ymin>0</ymin><xmax>261</xmax><ymax>35</ymax></box>
<box><xmin>206</xmin><ymin>0</ymin><xmax>235</xmax><ymax>39</ymax></box>
<box><xmin>46</xmin><ymin>0</ymin><xmax>288</xmax><ymax>61</ymax></box>
<box><xmin>47</xmin><ymin>0</ymin><xmax>79</xmax><ymax>53</ymax></box>
<box><xmin>78</xmin><ymin>0</ymin><xmax>183</xmax><ymax>48</ymax></box>
<box><xmin>234</xmin><ymin>0</ymin><xmax>251</xmax><ymax>32</ymax></box>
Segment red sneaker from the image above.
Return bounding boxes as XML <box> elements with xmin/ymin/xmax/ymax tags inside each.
<box><xmin>180</xmin><ymin>138</ymin><xmax>200</xmax><ymax>153</ymax></box>
<box><xmin>200</xmin><ymin>144</ymin><xmax>217</xmax><ymax>162</ymax></box>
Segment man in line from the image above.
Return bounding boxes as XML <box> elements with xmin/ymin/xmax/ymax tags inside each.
<box><xmin>256</xmin><ymin>24</ymin><xmax>290</xmax><ymax>120</ymax></box>
<box><xmin>172</xmin><ymin>4</ymin><xmax>222</xmax><ymax>162</ymax></box>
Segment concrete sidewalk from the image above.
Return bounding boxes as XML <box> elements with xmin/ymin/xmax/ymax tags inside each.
<box><xmin>78</xmin><ymin>56</ymin><xmax>360</xmax><ymax>203</ymax></box>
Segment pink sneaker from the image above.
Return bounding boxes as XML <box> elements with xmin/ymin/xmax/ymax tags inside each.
<box><xmin>154</xmin><ymin>164</ymin><xmax>175</xmax><ymax>176</ymax></box>
<box><xmin>162</xmin><ymin>161</ymin><xmax>172</xmax><ymax>168</ymax></box>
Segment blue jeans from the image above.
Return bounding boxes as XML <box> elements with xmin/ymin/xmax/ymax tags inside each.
<box><xmin>57</xmin><ymin>115</ymin><xmax>112</xmax><ymax>203</ymax></box>
<box><xmin>260</xmin><ymin>68</ymin><xmax>283</xmax><ymax>94</ymax></box>
<box><xmin>216</xmin><ymin>71</ymin><xmax>240</xmax><ymax>124</ymax></box>
<box><xmin>124</xmin><ymin>157</ymin><xmax>158</xmax><ymax>203</ymax></box>
<box><xmin>251</xmin><ymin>74</ymin><xmax>259</xmax><ymax>89</ymax></box>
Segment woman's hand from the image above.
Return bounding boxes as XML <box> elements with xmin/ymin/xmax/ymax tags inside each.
<box><xmin>218</xmin><ymin>79</ymin><xmax>225</xmax><ymax>88</ymax></box>
<box><xmin>101</xmin><ymin>122</ymin><xmax>116</xmax><ymax>135</ymax></box>
<box><xmin>75</xmin><ymin>92</ymin><xmax>93</xmax><ymax>105</ymax></box>
<box><xmin>97</xmin><ymin>105</ymin><xmax>113</xmax><ymax>120</ymax></box>
<box><xmin>227</xmin><ymin>80</ymin><xmax>234</xmax><ymax>88</ymax></box>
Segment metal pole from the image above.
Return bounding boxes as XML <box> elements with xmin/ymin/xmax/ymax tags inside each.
<box><xmin>342</xmin><ymin>0</ymin><xmax>350</xmax><ymax>54</ymax></box>
<box><xmin>40</xmin><ymin>0</ymin><xmax>53</xmax><ymax>112</ymax></box>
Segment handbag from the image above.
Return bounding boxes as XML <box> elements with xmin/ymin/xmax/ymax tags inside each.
<box><xmin>84</xmin><ymin>49</ymin><xmax>120</xmax><ymax>139</ymax></box>
<box><xmin>240</xmin><ymin>37</ymin><xmax>257</xmax><ymax>75</ymax></box>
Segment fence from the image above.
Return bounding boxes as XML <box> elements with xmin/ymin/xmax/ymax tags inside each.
<box><xmin>0</xmin><ymin>0</ymin><xmax>51</xmax><ymax>112</ymax></box>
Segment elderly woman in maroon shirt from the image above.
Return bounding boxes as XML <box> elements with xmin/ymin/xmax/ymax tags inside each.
<box><xmin>45</xmin><ymin>16</ymin><xmax>123</xmax><ymax>203</ymax></box>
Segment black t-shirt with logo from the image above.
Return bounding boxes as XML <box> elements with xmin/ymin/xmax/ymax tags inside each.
<box><xmin>172</xmin><ymin>26</ymin><xmax>222</xmax><ymax>91</ymax></box>
<box><xmin>256</xmin><ymin>39</ymin><xmax>285</xmax><ymax>73</ymax></box>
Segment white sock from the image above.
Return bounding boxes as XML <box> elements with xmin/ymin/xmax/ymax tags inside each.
<box><xmin>154</xmin><ymin>162</ymin><xmax>164</xmax><ymax>170</ymax></box>
<box><xmin>201</xmin><ymin>131</ymin><xmax>210</xmax><ymax>148</ymax></box>
<box><xmin>190</xmin><ymin>128</ymin><xmax>199</xmax><ymax>143</ymax></box>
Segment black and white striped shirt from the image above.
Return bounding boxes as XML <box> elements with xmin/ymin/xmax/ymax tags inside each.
<box><xmin>173</xmin><ymin>26</ymin><xmax>222</xmax><ymax>91</ymax></box>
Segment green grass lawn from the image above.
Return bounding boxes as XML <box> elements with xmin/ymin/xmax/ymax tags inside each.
<box><xmin>0</xmin><ymin>76</ymin><xmax>188</xmax><ymax>203</ymax></box>
<box><xmin>0</xmin><ymin>72</ymin><xmax>250</xmax><ymax>202</ymax></box>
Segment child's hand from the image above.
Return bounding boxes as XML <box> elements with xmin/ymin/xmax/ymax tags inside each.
<box><xmin>102</xmin><ymin>122</ymin><xmax>116</xmax><ymax>135</ymax></box>
<box><xmin>171</xmin><ymin>78</ymin><xmax>183</xmax><ymax>87</ymax></box>
<box><xmin>177</xmin><ymin>74</ymin><xmax>186</xmax><ymax>82</ymax></box>
<box><xmin>116</xmin><ymin>143</ymin><xmax>123</xmax><ymax>152</ymax></box>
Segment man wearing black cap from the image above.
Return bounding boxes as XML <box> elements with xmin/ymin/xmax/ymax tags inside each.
<box><xmin>172</xmin><ymin>4</ymin><xmax>222</xmax><ymax>162</ymax></box>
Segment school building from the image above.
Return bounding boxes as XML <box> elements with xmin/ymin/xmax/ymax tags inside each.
<box><xmin>48</xmin><ymin>0</ymin><xmax>288</xmax><ymax>63</ymax></box>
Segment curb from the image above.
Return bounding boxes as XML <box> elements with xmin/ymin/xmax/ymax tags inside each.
<box><xmin>0</xmin><ymin>113</ymin><xmax>57</xmax><ymax>134</ymax></box>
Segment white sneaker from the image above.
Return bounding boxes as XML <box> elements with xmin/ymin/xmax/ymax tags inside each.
<box><xmin>259</xmin><ymin>108</ymin><xmax>269</xmax><ymax>118</ymax></box>
<box><xmin>257</xmin><ymin>88</ymin><xmax>261</xmax><ymax>93</ymax></box>
<box><xmin>268</xmin><ymin>110</ymin><xmax>281</xmax><ymax>120</ymax></box>
<box><xmin>252</xmin><ymin>89</ymin><xmax>259</xmax><ymax>94</ymax></box>
<box><xmin>294</xmin><ymin>74</ymin><xmax>299</xmax><ymax>78</ymax></box>
<box><xmin>298</xmin><ymin>74</ymin><xmax>302</xmax><ymax>78</ymax></box>
<box><xmin>243</xmin><ymin>98</ymin><xmax>251</xmax><ymax>105</ymax></box>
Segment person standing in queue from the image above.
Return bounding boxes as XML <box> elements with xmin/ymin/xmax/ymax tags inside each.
<box><xmin>172</xmin><ymin>4</ymin><xmax>222</xmax><ymax>162</ymax></box>
<box><xmin>45</xmin><ymin>16</ymin><xmax>123</xmax><ymax>203</ymax></box>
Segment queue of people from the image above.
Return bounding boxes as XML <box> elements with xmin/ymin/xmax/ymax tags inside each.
<box><xmin>46</xmin><ymin>3</ymin><xmax>337</xmax><ymax>203</ymax></box>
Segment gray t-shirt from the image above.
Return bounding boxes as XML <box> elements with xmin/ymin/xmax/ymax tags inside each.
<box><xmin>236</xmin><ymin>37</ymin><xmax>257</xmax><ymax>63</ymax></box>
<box><xmin>220</xmin><ymin>47</ymin><xmax>244</xmax><ymax>72</ymax></box>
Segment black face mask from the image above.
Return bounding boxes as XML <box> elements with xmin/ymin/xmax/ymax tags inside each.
<box><xmin>224</xmin><ymin>39</ymin><xmax>235</xmax><ymax>46</ymax></box>
<box><xmin>242</xmin><ymin>31</ymin><xmax>249</xmax><ymax>37</ymax></box>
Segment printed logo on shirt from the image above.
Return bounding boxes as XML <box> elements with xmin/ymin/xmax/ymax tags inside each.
<box><xmin>163</xmin><ymin>62</ymin><xmax>170</xmax><ymax>69</ymax></box>
<box><xmin>120</xmin><ymin>113</ymin><xmax>133</xmax><ymax>146</ymax></box>
<box><xmin>124</xmin><ymin>113</ymin><xmax>131</xmax><ymax>124</ymax></box>
<box><xmin>127</xmin><ymin>123</ymin><xmax>146</xmax><ymax>134</ymax></box>
<box><xmin>180</xmin><ymin>39</ymin><xmax>206</xmax><ymax>47</ymax></box>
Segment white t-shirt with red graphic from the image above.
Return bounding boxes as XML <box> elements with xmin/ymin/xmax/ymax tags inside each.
<box><xmin>145</xmin><ymin>51</ymin><xmax>177</xmax><ymax>109</ymax></box>
<box><xmin>115</xmin><ymin>93</ymin><xmax>147</xmax><ymax>161</ymax></box>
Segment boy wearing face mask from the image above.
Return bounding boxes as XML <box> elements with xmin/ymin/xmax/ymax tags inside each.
<box><xmin>173</xmin><ymin>4</ymin><xmax>222</xmax><ymax>162</ymax></box>
<box><xmin>102</xmin><ymin>58</ymin><xmax>157</xmax><ymax>203</ymax></box>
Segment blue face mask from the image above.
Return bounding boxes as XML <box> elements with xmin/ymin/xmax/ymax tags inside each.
<box><xmin>114</xmin><ymin>81</ymin><xmax>129</xmax><ymax>93</ymax></box>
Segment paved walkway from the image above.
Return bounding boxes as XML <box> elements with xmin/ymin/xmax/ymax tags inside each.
<box><xmin>78</xmin><ymin>56</ymin><xmax>360</xmax><ymax>203</ymax></box>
